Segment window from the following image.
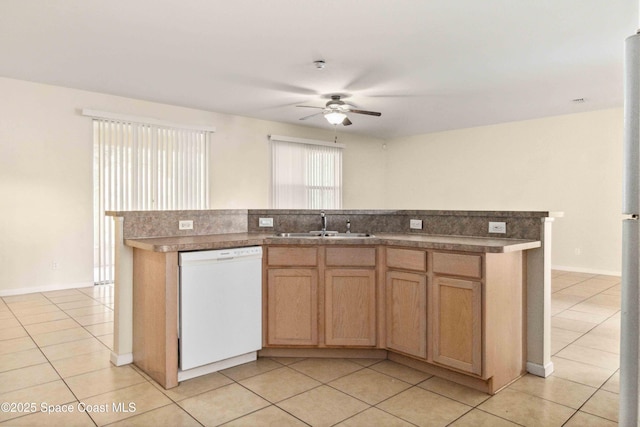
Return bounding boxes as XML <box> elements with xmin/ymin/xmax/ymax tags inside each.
<box><xmin>88</xmin><ymin>110</ymin><xmax>213</xmax><ymax>284</ymax></box>
<box><xmin>270</xmin><ymin>135</ymin><xmax>343</xmax><ymax>209</ymax></box>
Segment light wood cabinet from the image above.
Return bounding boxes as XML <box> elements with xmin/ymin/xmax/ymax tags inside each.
<box><xmin>265</xmin><ymin>245</ymin><xmax>377</xmax><ymax>348</ymax></box>
<box><xmin>432</xmin><ymin>252</ymin><xmax>482</xmax><ymax>278</ymax></box>
<box><xmin>268</xmin><ymin>247</ymin><xmax>318</xmax><ymax>267</ymax></box>
<box><xmin>430</xmin><ymin>252</ymin><xmax>483</xmax><ymax>376</ymax></box>
<box><xmin>386</xmin><ymin>247</ymin><xmax>427</xmax><ymax>272</ymax></box>
<box><xmin>263</xmin><ymin>243</ymin><xmax>525</xmax><ymax>394</ymax></box>
<box><xmin>265</xmin><ymin>246</ymin><xmax>319</xmax><ymax>346</ymax></box>
<box><xmin>325</xmin><ymin>247</ymin><xmax>376</xmax><ymax>267</ymax></box>
<box><xmin>325</xmin><ymin>268</ymin><xmax>376</xmax><ymax>346</ymax></box>
<box><xmin>431</xmin><ymin>276</ymin><xmax>482</xmax><ymax>375</ymax></box>
<box><xmin>266</xmin><ymin>268</ymin><xmax>318</xmax><ymax>346</ymax></box>
<box><xmin>385</xmin><ymin>270</ymin><xmax>427</xmax><ymax>359</ymax></box>
<box><xmin>428</xmin><ymin>250</ymin><xmax>525</xmax><ymax>389</ymax></box>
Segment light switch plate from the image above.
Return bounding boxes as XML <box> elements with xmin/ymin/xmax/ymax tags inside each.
<box><xmin>410</xmin><ymin>219</ymin><xmax>423</xmax><ymax>230</ymax></box>
<box><xmin>489</xmin><ymin>221</ymin><xmax>506</xmax><ymax>233</ymax></box>
<box><xmin>179</xmin><ymin>220</ymin><xmax>194</xmax><ymax>230</ymax></box>
<box><xmin>259</xmin><ymin>217</ymin><xmax>274</xmax><ymax>227</ymax></box>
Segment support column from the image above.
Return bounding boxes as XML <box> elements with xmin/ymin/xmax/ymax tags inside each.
<box><xmin>111</xmin><ymin>216</ymin><xmax>134</xmax><ymax>366</ymax></box>
<box><xmin>620</xmin><ymin>218</ymin><xmax>639</xmax><ymax>425</ymax></box>
<box><xmin>526</xmin><ymin>217</ymin><xmax>555</xmax><ymax>377</ymax></box>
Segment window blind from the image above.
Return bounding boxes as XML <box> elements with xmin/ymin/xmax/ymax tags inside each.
<box><xmin>270</xmin><ymin>136</ymin><xmax>343</xmax><ymax>209</ymax></box>
<box><xmin>92</xmin><ymin>116</ymin><xmax>212</xmax><ymax>284</ymax></box>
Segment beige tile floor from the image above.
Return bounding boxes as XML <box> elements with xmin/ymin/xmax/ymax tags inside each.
<box><xmin>0</xmin><ymin>270</ymin><xmax>621</xmax><ymax>426</ymax></box>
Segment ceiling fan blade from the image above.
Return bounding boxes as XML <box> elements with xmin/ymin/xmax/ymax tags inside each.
<box><xmin>299</xmin><ymin>112</ymin><xmax>323</xmax><ymax>120</ymax></box>
<box><xmin>297</xmin><ymin>105</ymin><xmax>324</xmax><ymax>109</ymax></box>
<box><xmin>348</xmin><ymin>109</ymin><xmax>382</xmax><ymax>117</ymax></box>
<box><xmin>367</xmin><ymin>93</ymin><xmax>432</xmax><ymax>98</ymax></box>
<box><xmin>343</xmin><ymin>68</ymin><xmax>396</xmax><ymax>92</ymax></box>
<box><xmin>342</xmin><ymin>117</ymin><xmax>352</xmax><ymax>126</ymax></box>
<box><xmin>226</xmin><ymin>75</ymin><xmax>318</xmax><ymax>96</ymax></box>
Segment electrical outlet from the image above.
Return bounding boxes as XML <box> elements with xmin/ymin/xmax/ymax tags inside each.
<box><xmin>259</xmin><ymin>217</ymin><xmax>274</xmax><ymax>227</ymax></box>
<box><xmin>489</xmin><ymin>222</ymin><xmax>506</xmax><ymax>233</ymax></box>
<box><xmin>179</xmin><ymin>220</ymin><xmax>194</xmax><ymax>230</ymax></box>
<box><xmin>410</xmin><ymin>219</ymin><xmax>423</xmax><ymax>230</ymax></box>
<box><xmin>51</xmin><ymin>261</ymin><xmax>59</xmax><ymax>270</ymax></box>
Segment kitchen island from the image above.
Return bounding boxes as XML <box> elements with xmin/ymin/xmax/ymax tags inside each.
<box><xmin>108</xmin><ymin>209</ymin><xmax>557</xmax><ymax>392</ymax></box>
<box><xmin>124</xmin><ymin>231</ymin><xmax>539</xmax><ymax>393</ymax></box>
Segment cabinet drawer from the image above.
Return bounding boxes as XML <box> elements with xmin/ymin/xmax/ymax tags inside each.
<box><xmin>326</xmin><ymin>247</ymin><xmax>376</xmax><ymax>267</ymax></box>
<box><xmin>386</xmin><ymin>248</ymin><xmax>427</xmax><ymax>272</ymax></box>
<box><xmin>432</xmin><ymin>252</ymin><xmax>482</xmax><ymax>278</ymax></box>
<box><xmin>268</xmin><ymin>247</ymin><xmax>318</xmax><ymax>266</ymax></box>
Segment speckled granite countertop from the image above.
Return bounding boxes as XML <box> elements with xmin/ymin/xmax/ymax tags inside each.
<box><xmin>125</xmin><ymin>232</ymin><xmax>540</xmax><ymax>253</ymax></box>
<box><xmin>372</xmin><ymin>233</ymin><xmax>540</xmax><ymax>252</ymax></box>
<box><xmin>125</xmin><ymin>233</ymin><xmax>273</xmax><ymax>252</ymax></box>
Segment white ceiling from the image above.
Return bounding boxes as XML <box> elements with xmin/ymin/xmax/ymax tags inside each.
<box><xmin>0</xmin><ymin>0</ymin><xmax>637</xmax><ymax>138</ymax></box>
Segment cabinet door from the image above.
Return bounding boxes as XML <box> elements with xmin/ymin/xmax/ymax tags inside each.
<box><xmin>325</xmin><ymin>269</ymin><xmax>376</xmax><ymax>346</ymax></box>
<box><xmin>267</xmin><ymin>269</ymin><xmax>318</xmax><ymax>346</ymax></box>
<box><xmin>431</xmin><ymin>276</ymin><xmax>482</xmax><ymax>375</ymax></box>
<box><xmin>385</xmin><ymin>271</ymin><xmax>427</xmax><ymax>359</ymax></box>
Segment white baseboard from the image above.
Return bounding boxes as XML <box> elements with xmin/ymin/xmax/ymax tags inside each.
<box><xmin>552</xmin><ymin>265</ymin><xmax>621</xmax><ymax>277</ymax></box>
<box><xmin>111</xmin><ymin>351</ymin><xmax>133</xmax><ymax>366</ymax></box>
<box><xmin>527</xmin><ymin>361</ymin><xmax>554</xmax><ymax>377</ymax></box>
<box><xmin>0</xmin><ymin>281</ymin><xmax>96</xmax><ymax>297</ymax></box>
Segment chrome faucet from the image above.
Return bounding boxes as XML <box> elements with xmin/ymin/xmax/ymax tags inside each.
<box><xmin>346</xmin><ymin>219</ymin><xmax>351</xmax><ymax>234</ymax></box>
<box><xmin>321</xmin><ymin>211</ymin><xmax>327</xmax><ymax>236</ymax></box>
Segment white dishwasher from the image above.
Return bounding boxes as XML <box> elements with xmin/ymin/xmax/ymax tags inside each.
<box><xmin>178</xmin><ymin>246</ymin><xmax>262</xmax><ymax>381</ymax></box>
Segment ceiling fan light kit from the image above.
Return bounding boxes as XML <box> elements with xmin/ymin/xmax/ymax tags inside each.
<box><xmin>297</xmin><ymin>94</ymin><xmax>381</xmax><ymax>127</ymax></box>
<box><xmin>324</xmin><ymin>111</ymin><xmax>347</xmax><ymax>125</ymax></box>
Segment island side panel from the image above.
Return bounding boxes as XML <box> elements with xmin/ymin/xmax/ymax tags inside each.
<box><xmin>484</xmin><ymin>250</ymin><xmax>525</xmax><ymax>393</ymax></box>
<box><xmin>132</xmin><ymin>248</ymin><xmax>179</xmax><ymax>389</ymax></box>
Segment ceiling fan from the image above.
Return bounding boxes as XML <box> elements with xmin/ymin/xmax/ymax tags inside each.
<box><xmin>297</xmin><ymin>95</ymin><xmax>382</xmax><ymax>126</ymax></box>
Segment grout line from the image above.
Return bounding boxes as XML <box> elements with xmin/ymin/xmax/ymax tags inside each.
<box><xmin>445</xmin><ymin>406</ymin><xmax>527</xmax><ymax>427</ymax></box>
<box><xmin>334</xmin><ymin>404</ymin><xmax>420</xmax><ymax>427</ymax></box>
<box><xmin>561</xmin><ymin>369</ymin><xmax>620</xmax><ymax>425</ymax></box>
<box><xmin>230</xmin><ymin>382</ymin><xmax>313</xmax><ymax>426</ymax></box>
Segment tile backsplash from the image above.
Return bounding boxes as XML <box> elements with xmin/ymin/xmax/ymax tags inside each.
<box><xmin>107</xmin><ymin>210</ymin><xmax>248</xmax><ymax>239</ymax></box>
<box><xmin>247</xmin><ymin>209</ymin><xmax>549</xmax><ymax>240</ymax></box>
<box><xmin>107</xmin><ymin>209</ymin><xmax>550</xmax><ymax>241</ymax></box>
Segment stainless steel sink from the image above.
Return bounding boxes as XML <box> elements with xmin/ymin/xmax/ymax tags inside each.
<box><xmin>272</xmin><ymin>232</ymin><xmax>374</xmax><ymax>238</ymax></box>
<box><xmin>324</xmin><ymin>233</ymin><xmax>375</xmax><ymax>238</ymax></box>
<box><xmin>273</xmin><ymin>232</ymin><xmax>322</xmax><ymax>238</ymax></box>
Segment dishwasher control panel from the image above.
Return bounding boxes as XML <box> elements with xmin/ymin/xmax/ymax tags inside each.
<box><xmin>179</xmin><ymin>246</ymin><xmax>262</xmax><ymax>264</ymax></box>
<box><xmin>217</xmin><ymin>246</ymin><xmax>263</xmax><ymax>258</ymax></box>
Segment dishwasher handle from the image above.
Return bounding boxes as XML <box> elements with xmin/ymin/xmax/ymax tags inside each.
<box><xmin>215</xmin><ymin>251</ymin><xmax>235</xmax><ymax>260</ymax></box>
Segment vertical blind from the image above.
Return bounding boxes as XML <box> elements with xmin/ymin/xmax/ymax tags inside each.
<box><xmin>271</xmin><ymin>136</ymin><xmax>343</xmax><ymax>209</ymax></box>
<box><xmin>93</xmin><ymin>117</ymin><xmax>211</xmax><ymax>284</ymax></box>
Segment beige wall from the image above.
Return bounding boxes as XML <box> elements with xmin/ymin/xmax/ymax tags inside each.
<box><xmin>0</xmin><ymin>77</ymin><xmax>385</xmax><ymax>294</ymax></box>
<box><xmin>384</xmin><ymin>109</ymin><xmax>623</xmax><ymax>274</ymax></box>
